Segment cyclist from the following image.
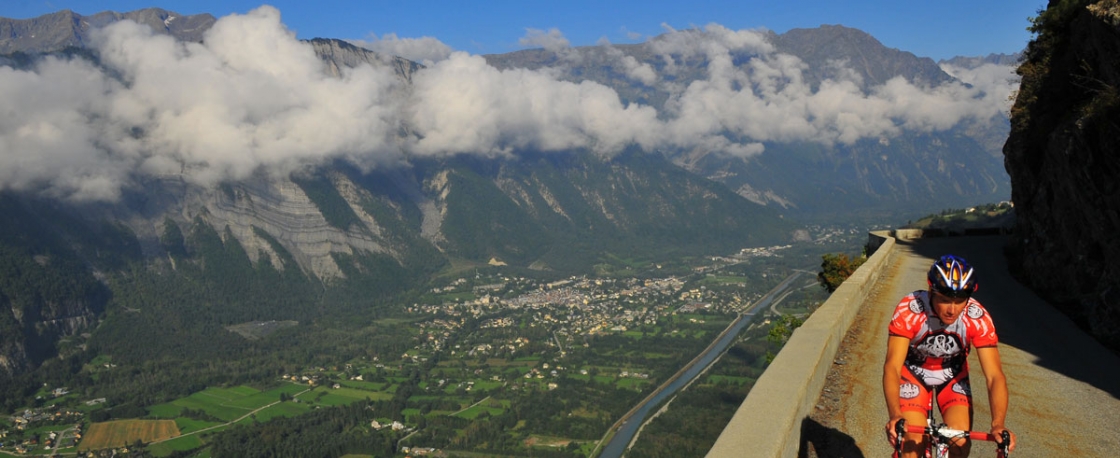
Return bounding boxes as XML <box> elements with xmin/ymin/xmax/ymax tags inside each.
<box><xmin>883</xmin><ymin>254</ymin><xmax>1016</xmax><ymax>457</ymax></box>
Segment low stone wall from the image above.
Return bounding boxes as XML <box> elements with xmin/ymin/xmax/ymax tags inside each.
<box><xmin>706</xmin><ymin>232</ymin><xmax>896</xmax><ymax>458</ymax></box>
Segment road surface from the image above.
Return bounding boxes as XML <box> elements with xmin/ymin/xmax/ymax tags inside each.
<box><xmin>805</xmin><ymin>235</ymin><xmax>1120</xmax><ymax>457</ymax></box>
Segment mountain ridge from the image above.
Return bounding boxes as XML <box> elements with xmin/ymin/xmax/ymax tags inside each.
<box><xmin>0</xmin><ymin>8</ymin><xmax>215</xmax><ymax>54</ymax></box>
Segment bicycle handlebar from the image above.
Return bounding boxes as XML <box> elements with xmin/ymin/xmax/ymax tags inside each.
<box><xmin>903</xmin><ymin>424</ymin><xmax>1001</xmax><ymax>442</ymax></box>
<box><xmin>894</xmin><ymin>419</ymin><xmax>1010</xmax><ymax>457</ymax></box>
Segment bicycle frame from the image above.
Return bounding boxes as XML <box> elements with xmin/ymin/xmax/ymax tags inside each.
<box><xmin>893</xmin><ymin>386</ymin><xmax>1010</xmax><ymax>458</ymax></box>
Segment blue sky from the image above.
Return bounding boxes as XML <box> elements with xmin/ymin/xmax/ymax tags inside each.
<box><xmin>4</xmin><ymin>0</ymin><xmax>1042</xmax><ymax>60</ymax></box>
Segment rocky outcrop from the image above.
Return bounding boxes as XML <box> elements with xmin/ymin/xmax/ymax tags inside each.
<box><xmin>309</xmin><ymin>38</ymin><xmax>422</xmax><ymax>82</ymax></box>
<box><xmin>119</xmin><ymin>171</ymin><xmax>402</xmax><ymax>282</ymax></box>
<box><xmin>1004</xmin><ymin>0</ymin><xmax>1120</xmax><ymax>351</ymax></box>
<box><xmin>0</xmin><ymin>282</ymin><xmax>104</xmax><ymax>375</ymax></box>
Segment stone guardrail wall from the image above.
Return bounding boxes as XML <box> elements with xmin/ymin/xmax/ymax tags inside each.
<box><xmin>706</xmin><ymin>230</ymin><xmax>897</xmax><ymax>458</ymax></box>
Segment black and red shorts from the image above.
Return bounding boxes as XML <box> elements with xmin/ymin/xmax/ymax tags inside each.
<box><xmin>898</xmin><ymin>365</ymin><xmax>972</xmax><ymax>414</ymax></box>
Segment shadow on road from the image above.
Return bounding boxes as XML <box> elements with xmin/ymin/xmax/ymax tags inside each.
<box><xmin>902</xmin><ymin>235</ymin><xmax>1120</xmax><ymax>400</ymax></box>
<box><xmin>799</xmin><ymin>417</ymin><xmax>864</xmax><ymax>458</ymax></box>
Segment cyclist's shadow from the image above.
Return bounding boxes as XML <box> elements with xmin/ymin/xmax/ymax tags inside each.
<box><xmin>799</xmin><ymin>418</ymin><xmax>864</xmax><ymax>458</ymax></box>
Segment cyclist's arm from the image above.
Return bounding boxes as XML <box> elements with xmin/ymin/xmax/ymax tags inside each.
<box><xmin>976</xmin><ymin>345</ymin><xmax>1016</xmax><ymax>451</ymax></box>
<box><xmin>882</xmin><ymin>334</ymin><xmax>910</xmax><ymax>443</ymax></box>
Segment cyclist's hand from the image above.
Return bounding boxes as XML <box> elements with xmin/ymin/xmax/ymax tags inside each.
<box><xmin>990</xmin><ymin>424</ymin><xmax>1016</xmax><ymax>452</ymax></box>
<box><xmin>885</xmin><ymin>416</ymin><xmax>904</xmax><ymax>446</ymax></box>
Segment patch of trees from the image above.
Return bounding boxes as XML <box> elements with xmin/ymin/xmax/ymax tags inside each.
<box><xmin>290</xmin><ymin>172</ymin><xmax>363</xmax><ymax>232</ymax></box>
<box><xmin>817</xmin><ymin>252</ymin><xmax>865</xmax><ymax>293</ymax></box>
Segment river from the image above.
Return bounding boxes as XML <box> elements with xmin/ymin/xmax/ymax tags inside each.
<box><xmin>597</xmin><ymin>272</ymin><xmax>805</xmax><ymax>457</ymax></box>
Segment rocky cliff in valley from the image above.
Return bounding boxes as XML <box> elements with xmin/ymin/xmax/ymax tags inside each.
<box><xmin>0</xmin><ymin>195</ymin><xmax>115</xmax><ymax>374</ymax></box>
<box><xmin>1004</xmin><ymin>0</ymin><xmax>1120</xmax><ymax>351</ymax></box>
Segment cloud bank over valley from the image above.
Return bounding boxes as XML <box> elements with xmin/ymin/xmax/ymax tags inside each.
<box><xmin>0</xmin><ymin>6</ymin><xmax>1019</xmax><ymax>201</ymax></box>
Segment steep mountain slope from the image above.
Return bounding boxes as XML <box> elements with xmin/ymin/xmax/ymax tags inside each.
<box><xmin>420</xmin><ymin>151</ymin><xmax>789</xmax><ymax>269</ymax></box>
<box><xmin>0</xmin><ymin>194</ymin><xmax>127</xmax><ymax>374</ymax></box>
<box><xmin>96</xmin><ymin>150</ymin><xmax>791</xmax><ymax>282</ymax></box>
<box><xmin>1004</xmin><ymin>0</ymin><xmax>1120</xmax><ymax>351</ymax></box>
<box><xmin>0</xmin><ymin>148</ymin><xmax>791</xmax><ymax>379</ymax></box>
<box><xmin>684</xmin><ymin>133</ymin><xmax>1007</xmax><ymax>220</ymax></box>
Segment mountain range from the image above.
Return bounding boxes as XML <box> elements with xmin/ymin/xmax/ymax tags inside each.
<box><xmin>0</xmin><ymin>8</ymin><xmax>1017</xmax><ymax>379</ymax></box>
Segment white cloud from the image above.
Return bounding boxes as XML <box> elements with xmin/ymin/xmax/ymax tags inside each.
<box><xmin>349</xmin><ymin>33</ymin><xmax>453</xmax><ymax>65</ymax></box>
<box><xmin>0</xmin><ymin>6</ymin><xmax>406</xmax><ymax>200</ymax></box>
<box><xmin>651</xmin><ymin>23</ymin><xmax>774</xmax><ymax>61</ymax></box>
<box><xmin>0</xmin><ymin>58</ymin><xmax>127</xmax><ymax>200</ymax></box>
<box><xmin>406</xmin><ymin>53</ymin><xmax>661</xmax><ymax>157</ymax></box>
<box><xmin>621</xmin><ymin>27</ymin><xmax>644</xmax><ymax>41</ymax></box>
<box><xmin>940</xmin><ymin>63</ymin><xmax>1020</xmax><ymax>116</ymax></box>
<box><xmin>0</xmin><ymin>10</ymin><xmax>1017</xmax><ymax>202</ymax></box>
<box><xmin>519</xmin><ymin>28</ymin><xmax>571</xmax><ymax>52</ymax></box>
<box><xmin>653</xmin><ymin>24</ymin><xmax>1015</xmax><ymax>149</ymax></box>
<box><xmin>598</xmin><ymin>45</ymin><xmax>658</xmax><ymax>86</ymax></box>
<box><xmin>101</xmin><ymin>7</ymin><xmax>405</xmax><ymax>184</ymax></box>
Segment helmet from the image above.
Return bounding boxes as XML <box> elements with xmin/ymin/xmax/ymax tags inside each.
<box><xmin>927</xmin><ymin>254</ymin><xmax>977</xmax><ymax>298</ymax></box>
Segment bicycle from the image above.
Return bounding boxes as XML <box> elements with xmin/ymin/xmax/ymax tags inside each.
<box><xmin>892</xmin><ymin>386</ymin><xmax>1011</xmax><ymax>458</ymax></box>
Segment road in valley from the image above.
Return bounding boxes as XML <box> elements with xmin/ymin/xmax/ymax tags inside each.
<box><xmin>595</xmin><ymin>271</ymin><xmax>806</xmax><ymax>458</ymax></box>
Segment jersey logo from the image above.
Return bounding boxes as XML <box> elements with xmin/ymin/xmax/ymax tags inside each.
<box><xmin>952</xmin><ymin>379</ymin><xmax>971</xmax><ymax>397</ymax></box>
<box><xmin>909</xmin><ymin>297</ymin><xmax>924</xmax><ymax>314</ymax></box>
<box><xmin>915</xmin><ymin>333</ymin><xmax>963</xmax><ymax>358</ymax></box>
<box><xmin>900</xmin><ymin>382</ymin><xmax>920</xmax><ymax>399</ymax></box>
<box><xmin>967</xmin><ymin>303</ymin><xmax>984</xmax><ymax>319</ymax></box>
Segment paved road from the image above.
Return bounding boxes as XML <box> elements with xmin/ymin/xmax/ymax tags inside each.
<box><xmin>806</xmin><ymin>235</ymin><xmax>1120</xmax><ymax>457</ymax></box>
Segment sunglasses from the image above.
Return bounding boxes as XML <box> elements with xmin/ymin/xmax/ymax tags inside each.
<box><xmin>933</xmin><ymin>288</ymin><xmax>972</xmax><ymax>300</ymax></box>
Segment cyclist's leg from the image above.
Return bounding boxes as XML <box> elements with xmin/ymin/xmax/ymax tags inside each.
<box><xmin>898</xmin><ymin>410</ymin><xmax>928</xmax><ymax>458</ymax></box>
<box><xmin>897</xmin><ymin>367</ymin><xmax>931</xmax><ymax>458</ymax></box>
<box><xmin>939</xmin><ymin>375</ymin><xmax>975</xmax><ymax>458</ymax></box>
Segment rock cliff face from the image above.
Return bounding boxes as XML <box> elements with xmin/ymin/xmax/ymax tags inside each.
<box><xmin>309</xmin><ymin>38</ymin><xmax>422</xmax><ymax>82</ymax></box>
<box><xmin>1004</xmin><ymin>0</ymin><xmax>1120</xmax><ymax>351</ymax></box>
<box><xmin>131</xmin><ymin>173</ymin><xmax>391</xmax><ymax>281</ymax></box>
<box><xmin>0</xmin><ymin>195</ymin><xmax>115</xmax><ymax>375</ymax></box>
<box><xmin>0</xmin><ymin>299</ymin><xmax>100</xmax><ymax>374</ymax></box>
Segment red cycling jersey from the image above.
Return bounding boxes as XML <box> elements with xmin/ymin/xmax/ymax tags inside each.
<box><xmin>888</xmin><ymin>290</ymin><xmax>998</xmax><ymax>387</ymax></box>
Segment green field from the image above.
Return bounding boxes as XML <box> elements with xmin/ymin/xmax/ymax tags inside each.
<box><xmin>453</xmin><ymin>402</ymin><xmax>506</xmax><ymax>419</ymax></box>
<box><xmin>250</xmin><ymin>401</ymin><xmax>311</xmax><ymax>422</ymax></box>
<box><xmin>470</xmin><ymin>380</ymin><xmax>502</xmax><ymax>391</ymax></box>
<box><xmin>296</xmin><ymin>386</ymin><xmax>387</xmax><ymax>407</ymax></box>
<box><xmin>149</xmin><ymin>384</ymin><xmax>308</xmax><ymax>422</ymax></box>
<box><xmin>338</xmin><ymin>379</ymin><xmax>388</xmax><ymax>391</ymax></box>
<box><xmin>174</xmin><ymin>417</ymin><xmax>222</xmax><ymax>434</ymax></box>
<box><xmin>614</xmin><ymin>378</ymin><xmax>650</xmax><ymax>390</ymax></box>
<box><xmin>148</xmin><ymin>434</ymin><xmax>204</xmax><ymax>457</ymax></box>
